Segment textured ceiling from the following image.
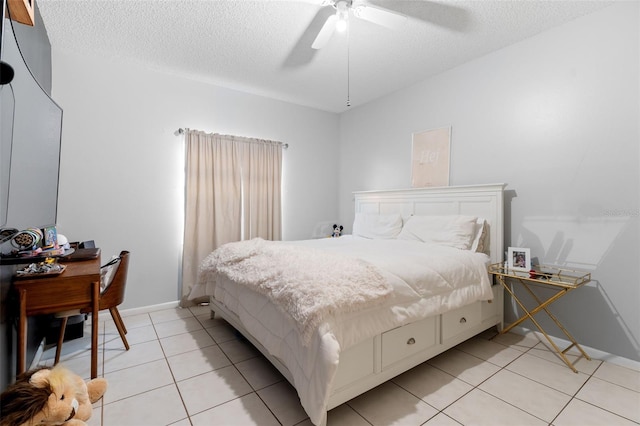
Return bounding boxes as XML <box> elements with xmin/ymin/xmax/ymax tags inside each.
<box><xmin>37</xmin><ymin>0</ymin><xmax>614</xmax><ymax>113</ymax></box>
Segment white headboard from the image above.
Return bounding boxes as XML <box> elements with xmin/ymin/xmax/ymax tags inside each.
<box><xmin>353</xmin><ymin>184</ymin><xmax>505</xmax><ymax>264</ymax></box>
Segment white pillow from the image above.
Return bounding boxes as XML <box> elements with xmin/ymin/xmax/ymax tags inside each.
<box><xmin>353</xmin><ymin>213</ymin><xmax>403</xmax><ymax>239</ymax></box>
<box><xmin>470</xmin><ymin>218</ymin><xmax>489</xmax><ymax>254</ymax></box>
<box><xmin>398</xmin><ymin>215</ymin><xmax>478</xmax><ymax>250</ymax></box>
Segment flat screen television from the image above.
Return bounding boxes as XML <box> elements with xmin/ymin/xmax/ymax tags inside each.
<box><xmin>1</xmin><ymin>16</ymin><xmax>62</xmax><ymax>233</ymax></box>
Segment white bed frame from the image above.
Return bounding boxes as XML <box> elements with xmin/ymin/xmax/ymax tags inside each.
<box><xmin>209</xmin><ymin>184</ymin><xmax>505</xmax><ymax>425</ymax></box>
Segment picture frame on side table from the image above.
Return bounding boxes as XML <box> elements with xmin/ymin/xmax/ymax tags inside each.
<box><xmin>508</xmin><ymin>247</ymin><xmax>531</xmax><ymax>271</ymax></box>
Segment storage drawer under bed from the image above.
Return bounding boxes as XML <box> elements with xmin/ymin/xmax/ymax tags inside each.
<box><xmin>381</xmin><ymin>316</ymin><xmax>438</xmax><ymax>369</ymax></box>
<box><xmin>442</xmin><ymin>284</ymin><xmax>502</xmax><ymax>342</ymax></box>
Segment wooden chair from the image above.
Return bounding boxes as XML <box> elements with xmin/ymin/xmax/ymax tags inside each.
<box><xmin>55</xmin><ymin>251</ymin><xmax>131</xmax><ymax>364</ymax></box>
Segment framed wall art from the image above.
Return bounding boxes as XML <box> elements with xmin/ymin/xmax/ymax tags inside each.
<box><xmin>411</xmin><ymin>126</ymin><xmax>451</xmax><ymax>188</ymax></box>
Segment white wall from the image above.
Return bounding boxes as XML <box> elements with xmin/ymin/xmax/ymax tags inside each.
<box><xmin>50</xmin><ymin>2</ymin><xmax>638</xmax><ymax>362</ymax></box>
<box><xmin>338</xmin><ymin>3</ymin><xmax>639</xmax><ymax>361</ymax></box>
<box><xmin>51</xmin><ymin>53</ymin><xmax>340</xmax><ymax>309</ymax></box>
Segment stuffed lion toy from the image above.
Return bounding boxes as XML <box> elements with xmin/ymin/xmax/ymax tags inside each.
<box><xmin>0</xmin><ymin>364</ymin><xmax>107</xmax><ymax>426</ymax></box>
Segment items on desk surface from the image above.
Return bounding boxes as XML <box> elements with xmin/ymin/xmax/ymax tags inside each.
<box><xmin>59</xmin><ymin>248</ymin><xmax>99</xmax><ymax>261</ymax></box>
<box><xmin>15</xmin><ymin>259</ymin><xmax>66</xmax><ymax>276</ymax></box>
<box><xmin>0</xmin><ymin>225</ymin><xmax>75</xmax><ymax>260</ymax></box>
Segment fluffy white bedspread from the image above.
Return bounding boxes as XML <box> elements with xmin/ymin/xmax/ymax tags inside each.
<box><xmin>198</xmin><ymin>238</ymin><xmax>392</xmax><ymax>344</ymax></box>
<box><xmin>190</xmin><ymin>237</ymin><xmax>493</xmax><ymax>425</ymax></box>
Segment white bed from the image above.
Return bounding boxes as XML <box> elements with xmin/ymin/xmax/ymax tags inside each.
<box><xmin>193</xmin><ymin>184</ymin><xmax>505</xmax><ymax>425</ymax></box>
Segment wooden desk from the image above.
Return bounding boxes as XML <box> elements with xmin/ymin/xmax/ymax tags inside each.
<box><xmin>13</xmin><ymin>256</ymin><xmax>101</xmax><ymax>378</ymax></box>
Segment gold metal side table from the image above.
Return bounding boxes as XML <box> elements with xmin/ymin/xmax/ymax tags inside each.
<box><xmin>488</xmin><ymin>263</ymin><xmax>591</xmax><ymax>373</ymax></box>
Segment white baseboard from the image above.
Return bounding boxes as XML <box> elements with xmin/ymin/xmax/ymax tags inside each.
<box><xmin>511</xmin><ymin>325</ymin><xmax>640</xmax><ymax>371</ymax></box>
<box><xmin>30</xmin><ymin>301</ymin><xmax>182</xmax><ymax>368</ymax></box>
<box><xmin>42</xmin><ymin>302</ymin><xmax>639</xmax><ymax>373</ymax></box>
<box><xmin>119</xmin><ymin>305</ymin><xmax>639</xmax><ymax>371</ymax></box>
<box><xmin>118</xmin><ymin>301</ymin><xmax>181</xmax><ymax>317</ymax></box>
<box><xmin>117</xmin><ymin>304</ymin><xmax>640</xmax><ymax>371</ymax></box>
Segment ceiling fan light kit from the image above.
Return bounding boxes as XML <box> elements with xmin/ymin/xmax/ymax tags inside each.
<box><xmin>312</xmin><ymin>0</ymin><xmax>407</xmax><ymax>50</ymax></box>
<box><xmin>335</xmin><ymin>0</ymin><xmax>349</xmax><ymax>32</ymax></box>
<box><xmin>311</xmin><ymin>0</ymin><xmax>408</xmax><ymax>107</ymax></box>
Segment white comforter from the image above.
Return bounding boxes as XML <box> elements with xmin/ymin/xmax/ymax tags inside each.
<box><xmin>190</xmin><ymin>236</ymin><xmax>493</xmax><ymax>425</ymax></box>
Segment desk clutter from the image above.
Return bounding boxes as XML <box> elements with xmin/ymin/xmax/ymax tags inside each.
<box><xmin>15</xmin><ymin>259</ymin><xmax>66</xmax><ymax>277</ymax></box>
<box><xmin>0</xmin><ymin>225</ymin><xmax>70</xmax><ymax>259</ymax></box>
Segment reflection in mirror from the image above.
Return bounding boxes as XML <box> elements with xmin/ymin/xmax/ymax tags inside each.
<box><xmin>0</xmin><ymin>17</ymin><xmax>62</xmax><ymax>232</ymax></box>
<box><xmin>0</xmin><ymin>83</ymin><xmax>14</xmax><ymax>227</ymax></box>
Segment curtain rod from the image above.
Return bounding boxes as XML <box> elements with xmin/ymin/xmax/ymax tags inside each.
<box><xmin>176</xmin><ymin>128</ymin><xmax>288</xmax><ymax>149</ymax></box>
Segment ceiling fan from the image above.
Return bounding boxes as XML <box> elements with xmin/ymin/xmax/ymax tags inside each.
<box><xmin>312</xmin><ymin>0</ymin><xmax>408</xmax><ymax>49</ymax></box>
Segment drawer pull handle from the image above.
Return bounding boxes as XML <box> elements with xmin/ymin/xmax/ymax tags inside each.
<box><xmin>459</xmin><ymin>317</ymin><xmax>467</xmax><ymax>324</ymax></box>
<box><xmin>407</xmin><ymin>337</ymin><xmax>416</xmax><ymax>345</ymax></box>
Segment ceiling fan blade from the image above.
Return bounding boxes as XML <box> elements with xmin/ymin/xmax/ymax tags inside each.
<box><xmin>312</xmin><ymin>14</ymin><xmax>338</xmax><ymax>49</ymax></box>
<box><xmin>352</xmin><ymin>3</ymin><xmax>407</xmax><ymax>29</ymax></box>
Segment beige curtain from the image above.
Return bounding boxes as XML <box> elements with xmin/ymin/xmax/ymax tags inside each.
<box><xmin>239</xmin><ymin>140</ymin><xmax>282</xmax><ymax>240</ymax></box>
<box><xmin>181</xmin><ymin>130</ymin><xmax>283</xmax><ymax>306</ymax></box>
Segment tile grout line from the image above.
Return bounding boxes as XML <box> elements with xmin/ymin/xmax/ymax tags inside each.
<box><xmin>76</xmin><ymin>309</ymin><xmax>639</xmax><ymax>426</ymax></box>
<box><xmin>564</xmin><ymin>362</ymin><xmax>640</xmax><ymax>425</ymax></box>
<box><xmin>497</xmin><ymin>339</ymin><xmax>580</xmax><ymax>425</ymax></box>
<box><xmin>420</xmin><ymin>336</ymin><xmax>573</xmax><ymax>425</ymax></box>
<box><xmin>98</xmin><ymin>320</ymin><xmax>105</xmax><ymax>426</ymax></box>
<box><xmin>448</xmin><ymin>350</ymin><xmax>533</xmax><ymax>425</ymax></box>
<box><xmin>154</xmin><ymin>311</ymin><xmax>195</xmax><ymax>426</ymax></box>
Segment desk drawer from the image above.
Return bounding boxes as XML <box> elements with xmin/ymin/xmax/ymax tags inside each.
<box><xmin>381</xmin><ymin>316</ymin><xmax>437</xmax><ymax>369</ymax></box>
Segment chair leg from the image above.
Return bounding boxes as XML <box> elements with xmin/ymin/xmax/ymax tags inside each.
<box><xmin>109</xmin><ymin>306</ymin><xmax>128</xmax><ymax>335</ymax></box>
<box><xmin>109</xmin><ymin>307</ymin><xmax>129</xmax><ymax>351</ymax></box>
<box><xmin>55</xmin><ymin>317</ymin><xmax>69</xmax><ymax>365</ymax></box>
<box><xmin>112</xmin><ymin>307</ymin><xmax>127</xmax><ymax>335</ymax></box>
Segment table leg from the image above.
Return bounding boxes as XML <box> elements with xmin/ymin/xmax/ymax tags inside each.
<box><xmin>518</xmin><ymin>280</ymin><xmax>591</xmax><ymax>361</ymax></box>
<box><xmin>498</xmin><ymin>276</ymin><xmax>587</xmax><ymax>373</ymax></box>
<box><xmin>91</xmin><ymin>281</ymin><xmax>99</xmax><ymax>379</ymax></box>
<box><xmin>17</xmin><ymin>288</ymin><xmax>27</xmax><ymax>375</ymax></box>
<box><xmin>502</xmin><ymin>282</ymin><xmax>566</xmax><ymax>332</ymax></box>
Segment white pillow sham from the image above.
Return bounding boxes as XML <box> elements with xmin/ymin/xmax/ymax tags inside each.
<box><xmin>353</xmin><ymin>213</ymin><xmax>403</xmax><ymax>239</ymax></box>
<box><xmin>397</xmin><ymin>215</ymin><xmax>478</xmax><ymax>250</ymax></box>
<box><xmin>470</xmin><ymin>218</ymin><xmax>489</xmax><ymax>254</ymax></box>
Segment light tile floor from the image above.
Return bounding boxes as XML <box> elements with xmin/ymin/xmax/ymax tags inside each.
<box><xmin>37</xmin><ymin>305</ymin><xmax>640</xmax><ymax>426</ymax></box>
